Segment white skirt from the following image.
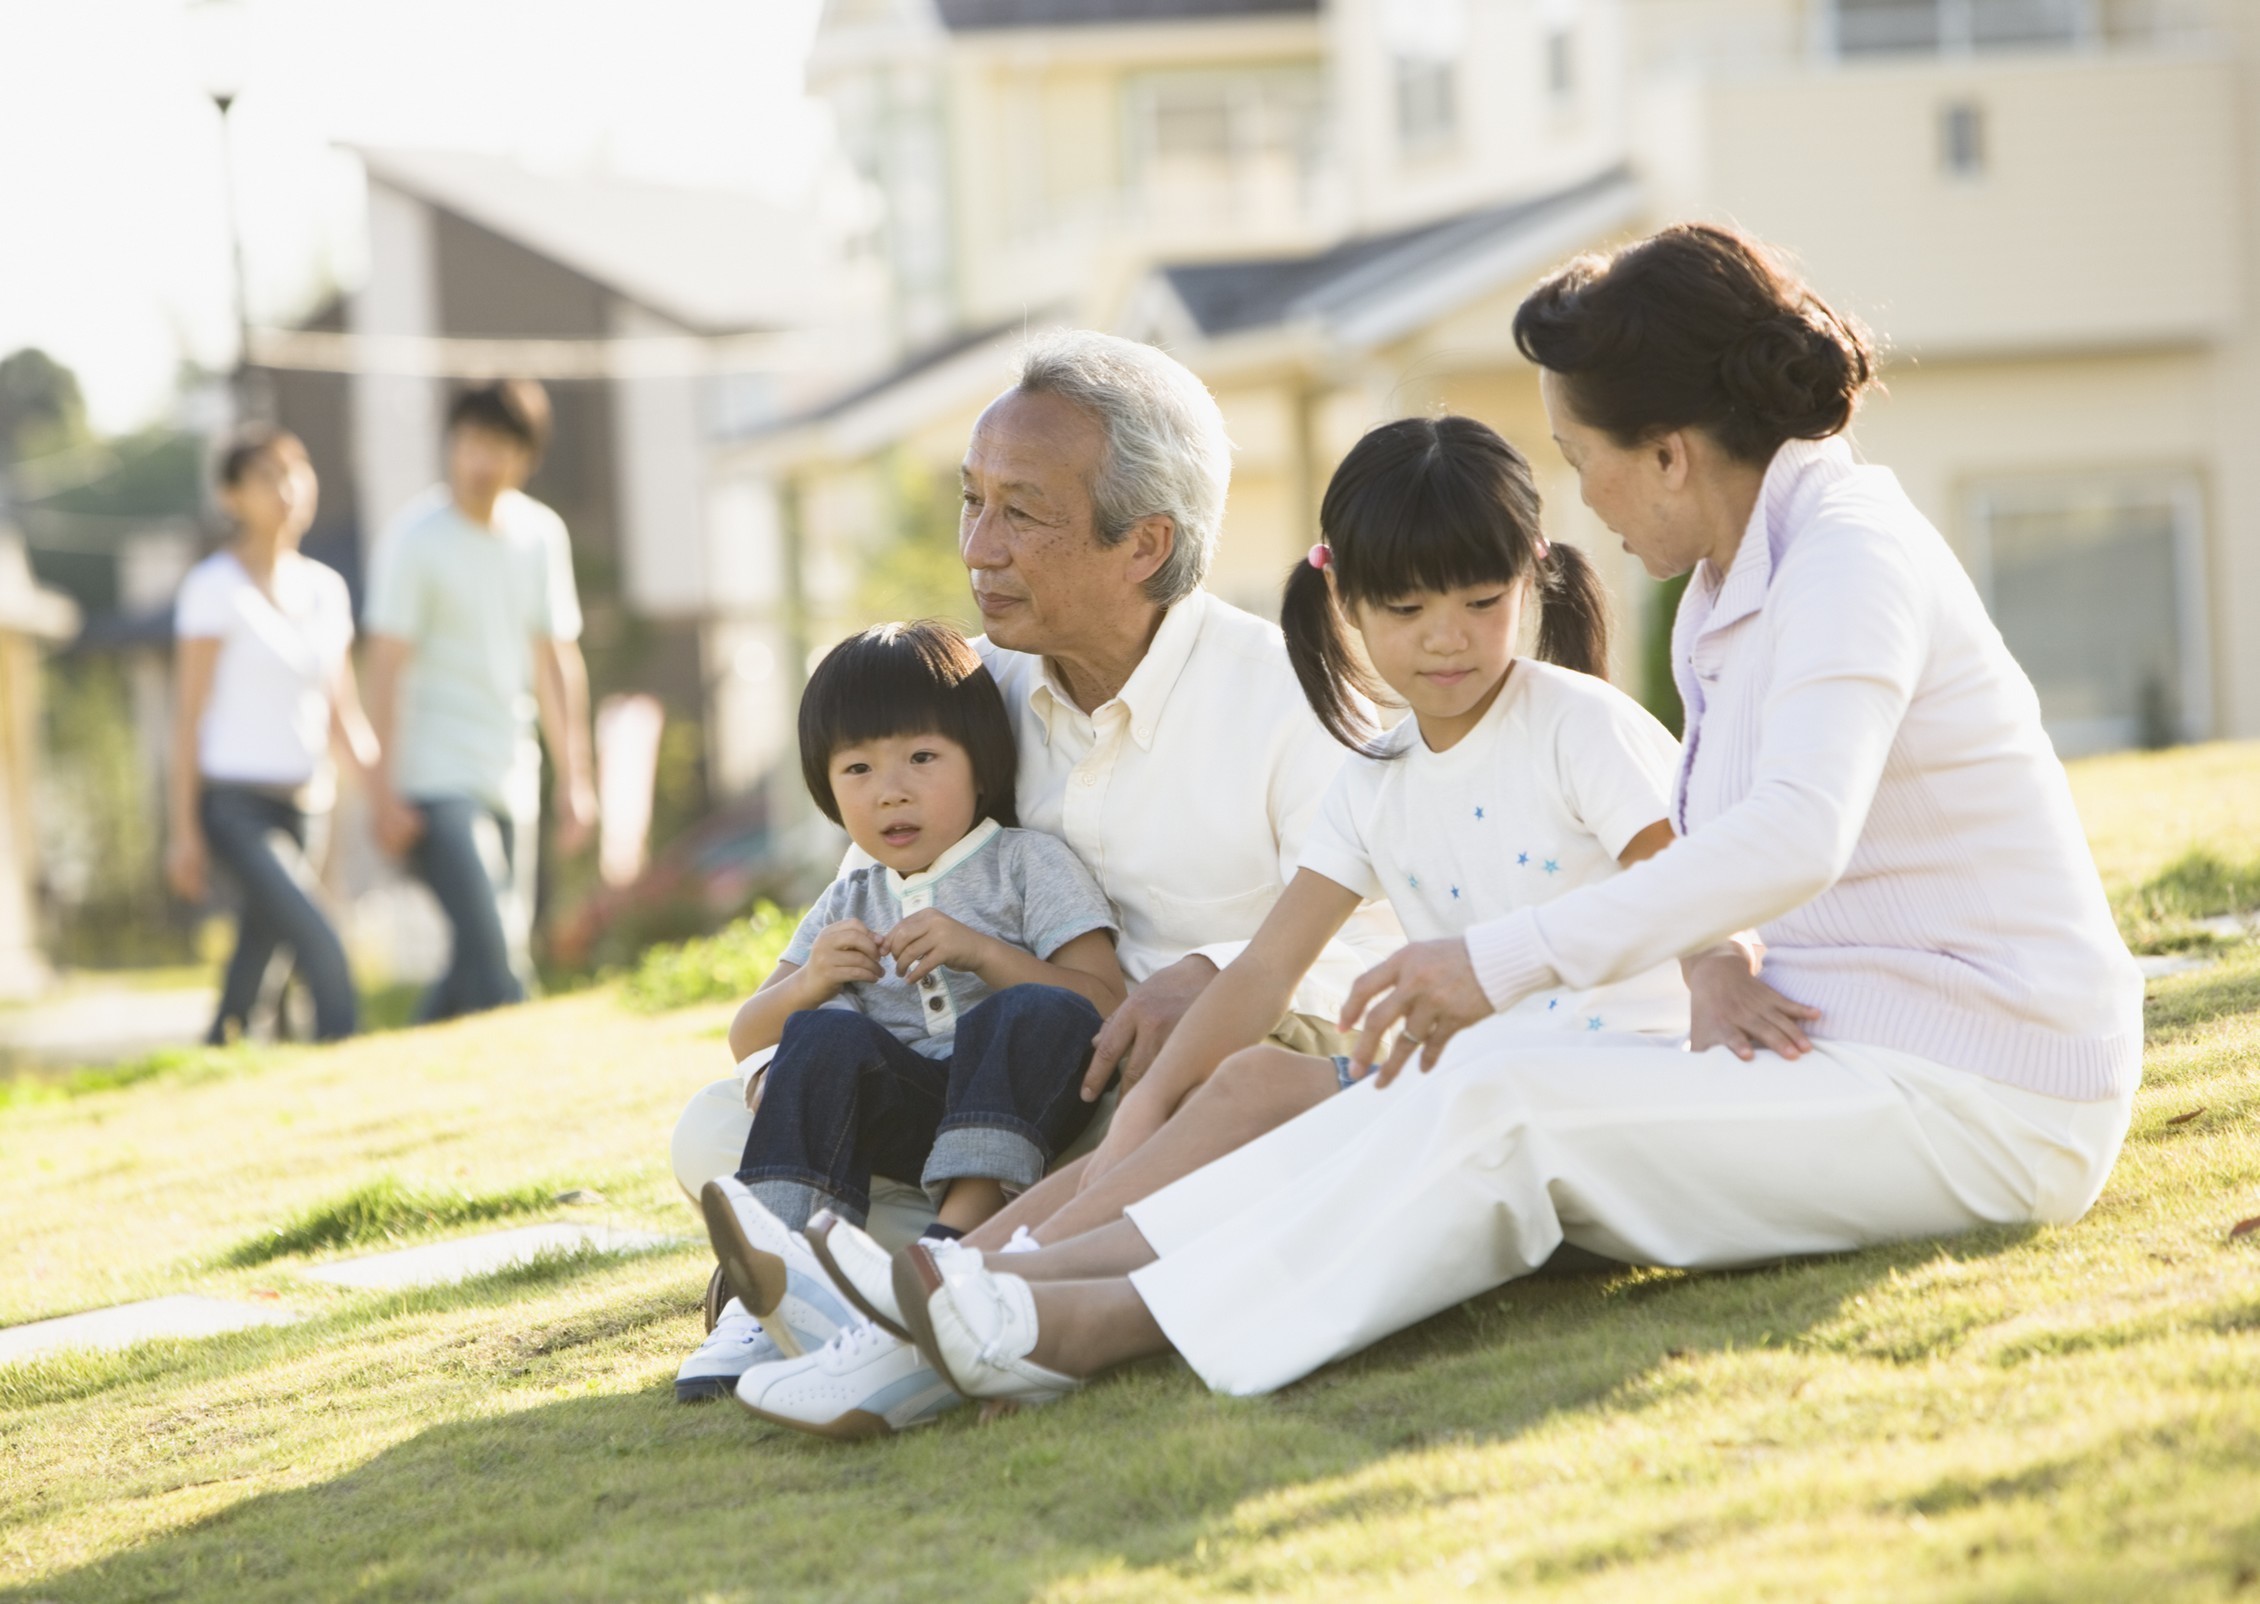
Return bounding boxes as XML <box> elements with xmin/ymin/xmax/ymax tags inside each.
<box><xmin>1124</xmin><ymin>1014</ymin><xmax>2136</xmax><ymax>1397</ymax></box>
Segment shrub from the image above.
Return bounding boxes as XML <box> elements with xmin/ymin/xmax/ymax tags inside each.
<box><xmin>617</xmin><ymin>901</ymin><xmax>800</xmax><ymax>1014</ymax></box>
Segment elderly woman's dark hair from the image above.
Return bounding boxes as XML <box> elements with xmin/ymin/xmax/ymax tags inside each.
<box><xmin>1513</xmin><ymin>223</ymin><xmax>1876</xmax><ymax>464</ymax></box>
<box><xmin>797</xmin><ymin>619</ymin><xmax>1020</xmax><ymax>830</ymax></box>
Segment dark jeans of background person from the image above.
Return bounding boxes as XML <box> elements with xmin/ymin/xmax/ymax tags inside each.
<box><xmin>737</xmin><ymin>984</ymin><xmax>1105</xmax><ymax>1230</ymax></box>
<box><xmin>198</xmin><ymin>784</ymin><xmax>358</xmax><ymax>1043</ymax></box>
<box><xmin>405</xmin><ymin>795</ymin><xmax>525</xmax><ymax>1024</ymax></box>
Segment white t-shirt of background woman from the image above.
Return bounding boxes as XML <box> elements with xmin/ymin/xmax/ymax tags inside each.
<box><xmin>173</xmin><ymin>550</ymin><xmax>355</xmax><ymax>803</ymax></box>
<box><xmin>1296</xmin><ymin>659</ymin><xmax>1690</xmax><ymax>1037</ymax></box>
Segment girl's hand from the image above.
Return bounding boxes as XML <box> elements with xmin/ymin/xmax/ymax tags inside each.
<box><xmin>1339</xmin><ymin>938</ymin><xmax>1496</xmax><ymax>1087</ymax></box>
<box><xmin>802</xmin><ymin>919</ymin><xmax>884</xmax><ymax>998</ymax></box>
<box><xmin>165</xmin><ymin>831</ymin><xmax>207</xmax><ymax>904</ymax></box>
<box><xmin>879</xmin><ymin>909</ymin><xmax>991</xmax><ymax>986</ymax></box>
<box><xmin>1684</xmin><ymin>949</ymin><xmax>1821</xmax><ymax>1061</ymax></box>
<box><xmin>1077</xmin><ymin>1085</ymin><xmax>1171</xmax><ymax>1191</ymax></box>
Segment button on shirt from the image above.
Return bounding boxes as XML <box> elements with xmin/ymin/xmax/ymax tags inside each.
<box><xmin>977</xmin><ymin>588</ymin><xmax>1403</xmax><ymax>1023</ymax></box>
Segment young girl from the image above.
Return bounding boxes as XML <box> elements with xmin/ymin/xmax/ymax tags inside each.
<box><xmin>1055</xmin><ymin>412</ymin><xmax>1693</xmax><ymax>1187</ymax></box>
<box><xmin>691</xmin><ymin>619</ymin><xmax>1127</xmax><ymax>1378</ymax></box>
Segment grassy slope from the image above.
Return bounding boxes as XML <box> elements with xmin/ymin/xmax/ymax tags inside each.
<box><xmin>3</xmin><ymin>748</ymin><xmax>2259</xmax><ymax>1603</ymax></box>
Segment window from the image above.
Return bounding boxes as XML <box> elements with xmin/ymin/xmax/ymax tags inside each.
<box><xmin>1832</xmin><ymin>0</ymin><xmax>2095</xmax><ymax>56</ymax></box>
<box><xmin>1970</xmin><ymin>473</ymin><xmax>2210</xmax><ymax>755</ymax></box>
<box><xmin>1127</xmin><ymin>69</ymin><xmax>1328</xmax><ymax>227</ymax></box>
<box><xmin>1394</xmin><ymin>56</ymin><xmax>1460</xmax><ymax>151</ymax></box>
<box><xmin>1940</xmin><ymin>99</ymin><xmax>1985</xmax><ymax>177</ymax></box>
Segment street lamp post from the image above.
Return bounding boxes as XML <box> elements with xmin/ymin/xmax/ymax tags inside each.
<box><xmin>191</xmin><ymin>0</ymin><xmax>266</xmax><ymax>421</ymax></box>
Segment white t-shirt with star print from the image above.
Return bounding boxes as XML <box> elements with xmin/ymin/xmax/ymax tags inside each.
<box><xmin>1296</xmin><ymin>659</ymin><xmax>1689</xmax><ymax>1037</ymax></box>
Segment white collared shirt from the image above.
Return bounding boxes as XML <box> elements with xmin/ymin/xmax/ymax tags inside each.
<box><xmin>978</xmin><ymin>588</ymin><xmax>1403</xmax><ymax>1023</ymax></box>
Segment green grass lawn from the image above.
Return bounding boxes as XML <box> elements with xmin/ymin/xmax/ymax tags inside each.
<box><xmin>4</xmin><ymin>747</ymin><xmax>2259</xmax><ymax>1603</ymax></box>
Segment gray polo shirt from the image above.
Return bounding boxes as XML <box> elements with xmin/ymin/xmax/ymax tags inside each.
<box><xmin>781</xmin><ymin>818</ymin><xmax>1115</xmax><ymax>1058</ymax></box>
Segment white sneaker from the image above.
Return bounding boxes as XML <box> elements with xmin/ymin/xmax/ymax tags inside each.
<box><xmin>734</xmin><ymin>1320</ymin><xmax>964</xmax><ymax>1440</ymax></box>
<box><xmin>674</xmin><ymin>1298</ymin><xmax>783</xmax><ymax>1403</ymax></box>
<box><xmin>897</xmin><ymin>1256</ymin><xmax>1081</xmax><ymax>1406</ymax></box>
<box><xmin>698</xmin><ymin>1178</ymin><xmax>854</xmax><ymax>1357</ymax></box>
<box><xmin>806</xmin><ymin>1213</ymin><xmax>909</xmax><ymax>1339</ymax></box>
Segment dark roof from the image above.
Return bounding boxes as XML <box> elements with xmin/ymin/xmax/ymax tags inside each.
<box><xmin>938</xmin><ymin>0</ymin><xmax>1316</xmax><ymax>30</ymax></box>
<box><xmin>1159</xmin><ymin>166</ymin><xmax>1634</xmax><ymax>339</ymax></box>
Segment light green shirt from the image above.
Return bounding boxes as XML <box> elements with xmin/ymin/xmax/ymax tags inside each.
<box><xmin>364</xmin><ymin>486</ymin><xmax>582</xmax><ymax>818</ymax></box>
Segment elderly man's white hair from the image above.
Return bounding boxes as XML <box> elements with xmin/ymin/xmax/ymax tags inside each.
<box><xmin>1014</xmin><ymin>329</ymin><xmax>1232</xmax><ymax>608</ymax></box>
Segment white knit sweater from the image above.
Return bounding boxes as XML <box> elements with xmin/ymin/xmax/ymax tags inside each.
<box><xmin>1465</xmin><ymin>437</ymin><xmax>2143</xmax><ymax>1100</ymax></box>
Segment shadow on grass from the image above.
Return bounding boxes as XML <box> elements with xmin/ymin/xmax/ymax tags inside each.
<box><xmin>7</xmin><ymin>1232</ymin><xmax>2038</xmax><ymax>1604</ymax></box>
<box><xmin>0</xmin><ymin>1245</ymin><xmax>697</xmax><ymax>1414</ymax></box>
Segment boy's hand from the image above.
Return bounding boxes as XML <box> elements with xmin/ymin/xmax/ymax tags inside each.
<box><xmin>1685</xmin><ymin>948</ymin><xmax>1822</xmax><ymax>1061</ymax></box>
<box><xmin>880</xmin><ymin>910</ymin><xmax>991</xmax><ymax>986</ymax></box>
<box><xmin>801</xmin><ymin>919</ymin><xmax>884</xmax><ymax>999</ymax></box>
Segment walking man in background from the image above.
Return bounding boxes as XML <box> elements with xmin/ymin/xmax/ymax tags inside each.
<box><xmin>362</xmin><ymin>379</ymin><xmax>598</xmax><ymax>1021</ymax></box>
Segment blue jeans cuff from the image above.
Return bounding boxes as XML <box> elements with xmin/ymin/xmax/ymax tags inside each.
<box><xmin>921</xmin><ymin>1125</ymin><xmax>1047</xmax><ymax>1207</ymax></box>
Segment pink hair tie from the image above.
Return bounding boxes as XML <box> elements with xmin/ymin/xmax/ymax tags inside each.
<box><xmin>1307</xmin><ymin>543</ymin><xmax>1331</xmax><ymax>570</ymax></box>
<box><xmin>1535</xmin><ymin>538</ymin><xmax>1553</xmax><ymax>561</ymax></box>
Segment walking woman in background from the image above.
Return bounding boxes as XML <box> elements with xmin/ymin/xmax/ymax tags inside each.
<box><xmin>166</xmin><ymin>425</ymin><xmax>377</xmax><ymax>1043</ymax></box>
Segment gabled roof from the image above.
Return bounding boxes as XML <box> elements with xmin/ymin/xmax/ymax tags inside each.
<box><xmin>938</xmin><ymin>0</ymin><xmax>1317</xmax><ymax>29</ymax></box>
<box><xmin>1148</xmin><ymin>166</ymin><xmax>1642</xmax><ymax>350</ymax></box>
<box><xmin>353</xmin><ymin>147</ymin><xmax>823</xmax><ymax>335</ymax></box>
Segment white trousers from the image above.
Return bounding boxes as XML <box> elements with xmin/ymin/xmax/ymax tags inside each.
<box><xmin>1125</xmin><ymin>1017</ymin><xmax>2136</xmax><ymax>1397</ymax></box>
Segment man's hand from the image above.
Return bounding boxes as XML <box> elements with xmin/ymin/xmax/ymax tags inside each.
<box><xmin>1081</xmin><ymin>954</ymin><xmax>1217</xmax><ymax>1101</ymax></box>
<box><xmin>879</xmin><ymin>909</ymin><xmax>989</xmax><ymax>987</ymax></box>
<box><xmin>372</xmin><ymin>788</ymin><xmax>426</xmax><ymax>859</ymax></box>
<box><xmin>802</xmin><ymin>919</ymin><xmax>884</xmax><ymax>999</ymax></box>
<box><xmin>1339</xmin><ymin>938</ymin><xmax>1496</xmax><ymax>1088</ymax></box>
<box><xmin>164</xmin><ymin>830</ymin><xmax>207</xmax><ymax>903</ymax></box>
<box><xmin>553</xmin><ymin>777</ymin><xmax>598</xmax><ymax>856</ymax></box>
<box><xmin>1685</xmin><ymin>948</ymin><xmax>1820</xmax><ymax>1061</ymax></box>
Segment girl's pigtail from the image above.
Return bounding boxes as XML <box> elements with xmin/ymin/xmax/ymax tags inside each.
<box><xmin>1535</xmin><ymin>541</ymin><xmax>1613</xmax><ymax>680</ymax></box>
<box><xmin>1281</xmin><ymin>555</ymin><xmax>1384</xmax><ymax>752</ymax></box>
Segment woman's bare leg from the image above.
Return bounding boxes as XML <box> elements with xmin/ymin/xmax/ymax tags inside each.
<box><xmin>1026</xmin><ymin>1278</ymin><xmax>1170</xmax><ymax>1375</ymax></box>
<box><xmin>1026</xmin><ymin>1049</ymin><xmax>1338</xmax><ymax>1246</ymax></box>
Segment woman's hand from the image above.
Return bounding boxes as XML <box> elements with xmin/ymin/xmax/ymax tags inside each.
<box><xmin>879</xmin><ymin>909</ymin><xmax>991</xmax><ymax>986</ymax></box>
<box><xmin>372</xmin><ymin>787</ymin><xmax>426</xmax><ymax>858</ymax></box>
<box><xmin>1684</xmin><ymin>948</ymin><xmax>1821</xmax><ymax>1061</ymax></box>
<box><xmin>165</xmin><ymin>829</ymin><xmax>207</xmax><ymax>903</ymax></box>
<box><xmin>1339</xmin><ymin>938</ymin><xmax>1496</xmax><ymax>1087</ymax></box>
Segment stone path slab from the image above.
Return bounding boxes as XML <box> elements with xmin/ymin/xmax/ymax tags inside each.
<box><xmin>301</xmin><ymin>1224</ymin><xmax>680</xmax><ymax>1291</ymax></box>
<box><xmin>0</xmin><ymin>1295</ymin><xmax>300</xmax><ymax>1365</ymax></box>
<box><xmin>2138</xmin><ymin>953</ymin><xmax>2218</xmax><ymax>979</ymax></box>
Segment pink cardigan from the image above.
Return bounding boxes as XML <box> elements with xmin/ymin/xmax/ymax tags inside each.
<box><xmin>1466</xmin><ymin>437</ymin><xmax>2142</xmax><ymax>1101</ymax></box>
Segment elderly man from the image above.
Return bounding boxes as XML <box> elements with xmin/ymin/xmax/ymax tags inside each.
<box><xmin>668</xmin><ymin>331</ymin><xmax>1399</xmax><ymax>1419</ymax></box>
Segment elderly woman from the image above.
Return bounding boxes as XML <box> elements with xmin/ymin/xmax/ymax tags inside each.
<box><xmin>892</xmin><ymin>223</ymin><xmax>2143</xmax><ymax>1404</ymax></box>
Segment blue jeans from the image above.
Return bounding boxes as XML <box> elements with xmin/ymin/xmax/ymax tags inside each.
<box><xmin>198</xmin><ymin>785</ymin><xmax>357</xmax><ymax>1043</ymax></box>
<box><xmin>404</xmin><ymin>795</ymin><xmax>526</xmax><ymax>1023</ymax></box>
<box><xmin>737</xmin><ymin>984</ymin><xmax>1104</xmax><ymax>1230</ymax></box>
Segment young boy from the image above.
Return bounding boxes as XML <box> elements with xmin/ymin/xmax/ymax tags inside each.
<box><xmin>680</xmin><ymin>620</ymin><xmax>1124</xmax><ymax>1404</ymax></box>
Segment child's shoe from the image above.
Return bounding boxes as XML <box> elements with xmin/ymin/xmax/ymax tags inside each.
<box><xmin>698</xmin><ymin>1178</ymin><xmax>854</xmax><ymax>1357</ymax></box>
<box><xmin>734</xmin><ymin>1320</ymin><xmax>963</xmax><ymax>1439</ymax></box>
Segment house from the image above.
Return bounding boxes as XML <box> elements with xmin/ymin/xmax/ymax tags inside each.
<box><xmin>732</xmin><ymin>0</ymin><xmax>2257</xmax><ymax>768</ymax></box>
<box><xmin>258</xmin><ymin>147</ymin><xmax>884</xmax><ymax>802</ymax></box>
